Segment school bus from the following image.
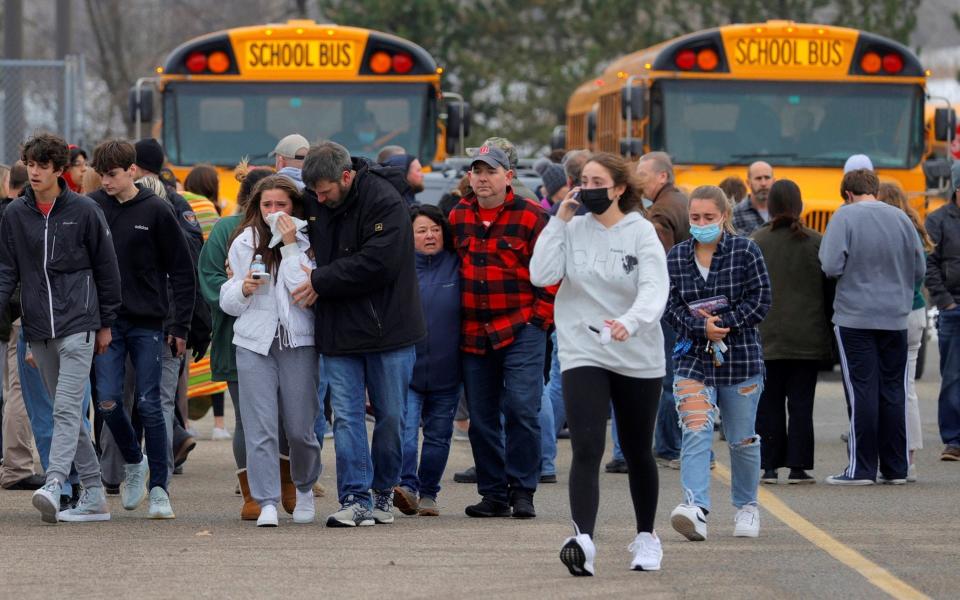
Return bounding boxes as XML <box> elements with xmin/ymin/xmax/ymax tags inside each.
<box><xmin>564</xmin><ymin>21</ymin><xmax>953</xmax><ymax>230</ymax></box>
<box><xmin>131</xmin><ymin>19</ymin><xmax>462</xmax><ymax>216</ymax></box>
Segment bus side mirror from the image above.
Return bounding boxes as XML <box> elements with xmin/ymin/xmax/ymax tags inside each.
<box><xmin>934</xmin><ymin>108</ymin><xmax>956</xmax><ymax>142</ymax></box>
<box><xmin>550</xmin><ymin>126</ymin><xmax>567</xmax><ymax>151</ymax></box>
<box><xmin>620</xmin><ymin>85</ymin><xmax>644</xmax><ymax>120</ymax></box>
<box><xmin>128</xmin><ymin>86</ymin><xmax>154</xmax><ymax>123</ymax></box>
<box><xmin>619</xmin><ymin>139</ymin><xmax>644</xmax><ymax>156</ymax></box>
<box><xmin>446</xmin><ymin>101</ymin><xmax>471</xmax><ymax>155</ymax></box>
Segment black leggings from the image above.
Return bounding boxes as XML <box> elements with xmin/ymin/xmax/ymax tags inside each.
<box><xmin>563</xmin><ymin>367</ymin><xmax>661</xmax><ymax>536</ymax></box>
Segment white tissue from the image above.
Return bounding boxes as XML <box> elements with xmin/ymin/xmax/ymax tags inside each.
<box><xmin>265</xmin><ymin>212</ymin><xmax>308</xmax><ymax>248</ymax></box>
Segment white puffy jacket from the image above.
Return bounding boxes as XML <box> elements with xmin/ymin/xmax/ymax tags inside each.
<box><xmin>220</xmin><ymin>226</ymin><xmax>315</xmax><ymax>356</ymax></box>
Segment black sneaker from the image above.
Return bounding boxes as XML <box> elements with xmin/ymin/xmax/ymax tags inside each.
<box><xmin>464</xmin><ymin>497</ymin><xmax>511</xmax><ymax>518</ymax></box>
<box><xmin>761</xmin><ymin>469</ymin><xmax>779</xmax><ymax>484</ymax></box>
<box><xmin>103</xmin><ymin>482</ymin><xmax>120</xmax><ymax>496</ymax></box>
<box><xmin>453</xmin><ymin>466</ymin><xmax>477</xmax><ymax>484</ymax></box>
<box><xmin>539</xmin><ymin>473</ymin><xmax>557</xmax><ymax>484</ymax></box>
<box><xmin>556</xmin><ymin>428</ymin><xmax>571</xmax><ymax>440</ymax></box>
<box><xmin>788</xmin><ymin>469</ymin><xmax>815</xmax><ymax>484</ymax></box>
<box><xmin>604</xmin><ymin>459</ymin><xmax>628</xmax><ymax>473</ymax></box>
<box><xmin>59</xmin><ymin>485</ymin><xmax>81</xmax><ymax>512</ymax></box>
<box><xmin>510</xmin><ymin>491</ymin><xmax>536</xmax><ymax>519</ymax></box>
<box><xmin>5</xmin><ymin>473</ymin><xmax>46</xmax><ymax>490</ymax></box>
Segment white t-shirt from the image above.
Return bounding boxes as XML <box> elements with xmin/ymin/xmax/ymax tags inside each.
<box><xmin>696</xmin><ymin>260</ymin><xmax>710</xmax><ymax>281</ymax></box>
<box><xmin>530</xmin><ymin>212</ymin><xmax>668</xmax><ymax>378</ymax></box>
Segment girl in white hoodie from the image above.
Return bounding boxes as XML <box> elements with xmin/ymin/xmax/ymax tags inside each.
<box><xmin>531</xmin><ymin>153</ymin><xmax>669</xmax><ymax>575</ymax></box>
<box><xmin>220</xmin><ymin>175</ymin><xmax>320</xmax><ymax>527</ymax></box>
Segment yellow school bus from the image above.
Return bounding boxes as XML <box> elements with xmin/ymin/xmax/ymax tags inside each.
<box><xmin>565</xmin><ymin>21</ymin><xmax>948</xmax><ymax>230</ymax></box>
<box><xmin>132</xmin><ymin>19</ymin><xmax>455</xmax><ymax>216</ymax></box>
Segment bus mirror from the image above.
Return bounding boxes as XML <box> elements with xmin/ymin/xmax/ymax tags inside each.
<box><xmin>587</xmin><ymin>111</ymin><xmax>597</xmax><ymax>143</ymax></box>
<box><xmin>619</xmin><ymin>138</ymin><xmax>644</xmax><ymax>157</ymax></box>
<box><xmin>128</xmin><ymin>86</ymin><xmax>154</xmax><ymax>124</ymax></box>
<box><xmin>923</xmin><ymin>158</ymin><xmax>951</xmax><ymax>183</ymax></box>
<box><xmin>620</xmin><ymin>85</ymin><xmax>644</xmax><ymax>121</ymax></box>
<box><xmin>550</xmin><ymin>126</ymin><xmax>567</xmax><ymax>151</ymax></box>
<box><xmin>446</xmin><ymin>101</ymin><xmax>471</xmax><ymax>154</ymax></box>
<box><xmin>934</xmin><ymin>108</ymin><xmax>956</xmax><ymax>142</ymax></box>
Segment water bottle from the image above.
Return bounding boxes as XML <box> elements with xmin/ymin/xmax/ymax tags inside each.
<box><xmin>250</xmin><ymin>254</ymin><xmax>269</xmax><ymax>294</ymax></box>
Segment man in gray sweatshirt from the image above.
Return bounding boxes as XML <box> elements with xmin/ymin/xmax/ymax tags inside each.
<box><xmin>819</xmin><ymin>168</ymin><xmax>925</xmax><ymax>485</ymax></box>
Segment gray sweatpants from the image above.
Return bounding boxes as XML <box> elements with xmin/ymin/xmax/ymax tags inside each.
<box><xmin>236</xmin><ymin>339</ymin><xmax>320</xmax><ymax>507</ymax></box>
<box><xmin>227</xmin><ymin>380</ymin><xmax>246</xmax><ymax>469</ymax></box>
<box><xmin>29</xmin><ymin>331</ymin><xmax>101</xmax><ymax>489</ymax></box>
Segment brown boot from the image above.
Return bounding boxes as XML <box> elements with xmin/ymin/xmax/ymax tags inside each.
<box><xmin>237</xmin><ymin>469</ymin><xmax>260</xmax><ymax>521</ymax></box>
<box><xmin>279</xmin><ymin>456</ymin><xmax>296</xmax><ymax>514</ymax></box>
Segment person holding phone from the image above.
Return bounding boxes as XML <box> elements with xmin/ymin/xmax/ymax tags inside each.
<box><xmin>220</xmin><ymin>175</ymin><xmax>321</xmax><ymax>527</ymax></box>
<box><xmin>531</xmin><ymin>152</ymin><xmax>669</xmax><ymax>575</ymax></box>
<box><xmin>664</xmin><ymin>185</ymin><xmax>771</xmax><ymax>542</ymax></box>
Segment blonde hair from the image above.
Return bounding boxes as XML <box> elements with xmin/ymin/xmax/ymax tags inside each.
<box><xmin>136</xmin><ymin>174</ymin><xmax>167</xmax><ymax>200</ymax></box>
<box><xmin>81</xmin><ymin>169</ymin><xmax>101</xmax><ymax>195</ymax></box>
<box><xmin>689</xmin><ymin>185</ymin><xmax>736</xmax><ymax>234</ymax></box>
<box><xmin>877</xmin><ymin>182</ymin><xmax>933</xmax><ymax>253</ymax></box>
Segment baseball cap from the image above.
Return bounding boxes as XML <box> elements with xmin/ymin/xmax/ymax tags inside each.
<box><xmin>469</xmin><ymin>145</ymin><xmax>510</xmax><ymax>171</ymax></box>
<box><xmin>270</xmin><ymin>134</ymin><xmax>309</xmax><ymax>159</ymax></box>
<box><xmin>843</xmin><ymin>154</ymin><xmax>873</xmax><ymax>174</ymax></box>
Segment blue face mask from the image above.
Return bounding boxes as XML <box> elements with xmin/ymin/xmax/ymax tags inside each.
<box><xmin>690</xmin><ymin>222</ymin><xmax>722</xmax><ymax>243</ymax></box>
<box><xmin>357</xmin><ymin>131</ymin><xmax>376</xmax><ymax>145</ymax></box>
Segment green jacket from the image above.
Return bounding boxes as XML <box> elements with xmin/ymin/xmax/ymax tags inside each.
<box><xmin>751</xmin><ymin>223</ymin><xmax>833</xmax><ymax>361</ymax></box>
<box><xmin>198</xmin><ymin>214</ymin><xmax>241</xmax><ymax>381</ymax></box>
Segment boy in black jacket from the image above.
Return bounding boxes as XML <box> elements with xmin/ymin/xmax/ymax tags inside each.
<box><xmin>0</xmin><ymin>133</ymin><xmax>122</xmax><ymax>523</ymax></box>
<box><xmin>88</xmin><ymin>140</ymin><xmax>195</xmax><ymax>519</ymax></box>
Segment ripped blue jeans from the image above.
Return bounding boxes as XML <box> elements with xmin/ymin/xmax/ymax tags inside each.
<box><xmin>674</xmin><ymin>374</ymin><xmax>762</xmax><ymax>512</ymax></box>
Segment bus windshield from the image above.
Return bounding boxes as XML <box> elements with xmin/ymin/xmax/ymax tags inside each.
<box><xmin>650</xmin><ymin>80</ymin><xmax>924</xmax><ymax>168</ymax></box>
<box><xmin>162</xmin><ymin>81</ymin><xmax>436</xmax><ymax>167</ymax></box>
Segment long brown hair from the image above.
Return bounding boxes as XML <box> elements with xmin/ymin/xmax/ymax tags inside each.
<box><xmin>185</xmin><ymin>163</ymin><xmax>220</xmax><ymax>213</ymax></box>
<box><xmin>232</xmin><ymin>175</ymin><xmax>303</xmax><ymax>276</ymax></box>
<box><xmin>768</xmin><ymin>179</ymin><xmax>808</xmax><ymax>239</ymax></box>
<box><xmin>583</xmin><ymin>152</ymin><xmax>642</xmax><ymax>213</ymax></box>
<box><xmin>877</xmin><ymin>182</ymin><xmax>934</xmax><ymax>253</ymax></box>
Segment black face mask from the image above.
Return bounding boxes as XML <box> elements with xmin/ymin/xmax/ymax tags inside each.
<box><xmin>579</xmin><ymin>187</ymin><xmax>613</xmax><ymax>215</ymax></box>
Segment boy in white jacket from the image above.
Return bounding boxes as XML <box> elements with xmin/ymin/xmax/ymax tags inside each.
<box><xmin>220</xmin><ymin>175</ymin><xmax>321</xmax><ymax>527</ymax></box>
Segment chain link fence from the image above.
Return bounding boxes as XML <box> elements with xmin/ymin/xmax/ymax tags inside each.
<box><xmin>0</xmin><ymin>55</ymin><xmax>85</xmax><ymax>165</ymax></box>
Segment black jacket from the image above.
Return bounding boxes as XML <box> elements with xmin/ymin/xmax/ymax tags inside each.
<box><xmin>926</xmin><ymin>202</ymin><xmax>960</xmax><ymax>310</ymax></box>
<box><xmin>0</xmin><ymin>180</ymin><xmax>122</xmax><ymax>342</ymax></box>
<box><xmin>305</xmin><ymin>157</ymin><xmax>426</xmax><ymax>354</ymax></box>
<box><xmin>89</xmin><ymin>186</ymin><xmax>196</xmax><ymax>338</ymax></box>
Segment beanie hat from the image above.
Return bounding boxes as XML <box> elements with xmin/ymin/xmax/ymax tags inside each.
<box><xmin>383</xmin><ymin>153</ymin><xmax>416</xmax><ymax>173</ymax></box>
<box><xmin>843</xmin><ymin>154</ymin><xmax>873</xmax><ymax>174</ymax></box>
<box><xmin>541</xmin><ymin>164</ymin><xmax>567</xmax><ymax>199</ymax></box>
<box><xmin>135</xmin><ymin>138</ymin><xmax>165</xmax><ymax>174</ymax></box>
<box><xmin>532</xmin><ymin>157</ymin><xmax>552</xmax><ymax>176</ymax></box>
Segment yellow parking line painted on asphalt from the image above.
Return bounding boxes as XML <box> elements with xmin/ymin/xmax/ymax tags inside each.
<box><xmin>712</xmin><ymin>462</ymin><xmax>931</xmax><ymax>600</ymax></box>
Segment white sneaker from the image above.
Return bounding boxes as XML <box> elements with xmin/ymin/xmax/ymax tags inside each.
<box><xmin>148</xmin><ymin>486</ymin><xmax>175</xmax><ymax>519</ymax></box>
<box><xmin>559</xmin><ymin>525</ymin><xmax>595</xmax><ymax>576</ymax></box>
<box><xmin>121</xmin><ymin>455</ymin><xmax>149</xmax><ymax>510</ymax></box>
<box><xmin>59</xmin><ymin>486</ymin><xmax>111</xmax><ymax>522</ymax></box>
<box><xmin>670</xmin><ymin>504</ymin><xmax>707</xmax><ymax>541</ymax></box>
<box><xmin>32</xmin><ymin>479</ymin><xmax>62</xmax><ymax>524</ymax></box>
<box><xmin>211</xmin><ymin>427</ymin><xmax>232</xmax><ymax>441</ymax></box>
<box><xmin>293</xmin><ymin>488</ymin><xmax>315</xmax><ymax>523</ymax></box>
<box><xmin>257</xmin><ymin>504</ymin><xmax>278</xmax><ymax>527</ymax></box>
<box><xmin>733</xmin><ymin>504</ymin><xmax>760</xmax><ymax>538</ymax></box>
<box><xmin>628</xmin><ymin>531</ymin><xmax>663</xmax><ymax>571</ymax></box>
<box><xmin>907</xmin><ymin>463</ymin><xmax>917</xmax><ymax>482</ymax></box>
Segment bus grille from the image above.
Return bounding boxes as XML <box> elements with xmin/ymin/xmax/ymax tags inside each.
<box><xmin>803</xmin><ymin>210</ymin><xmax>833</xmax><ymax>233</ymax></box>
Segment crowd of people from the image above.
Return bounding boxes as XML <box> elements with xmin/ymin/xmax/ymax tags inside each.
<box><xmin>0</xmin><ymin>129</ymin><xmax>958</xmax><ymax>578</ymax></box>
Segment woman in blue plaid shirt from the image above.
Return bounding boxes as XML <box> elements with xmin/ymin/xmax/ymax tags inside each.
<box><xmin>663</xmin><ymin>185</ymin><xmax>771</xmax><ymax>542</ymax></box>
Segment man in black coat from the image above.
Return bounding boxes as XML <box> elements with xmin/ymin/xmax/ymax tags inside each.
<box><xmin>293</xmin><ymin>140</ymin><xmax>425</xmax><ymax>528</ymax></box>
<box><xmin>0</xmin><ymin>133</ymin><xmax>122</xmax><ymax>523</ymax></box>
<box><xmin>88</xmin><ymin>139</ymin><xmax>195</xmax><ymax>520</ymax></box>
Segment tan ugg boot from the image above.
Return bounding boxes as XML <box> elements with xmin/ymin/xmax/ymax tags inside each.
<box><xmin>237</xmin><ymin>469</ymin><xmax>260</xmax><ymax>521</ymax></box>
<box><xmin>279</xmin><ymin>456</ymin><xmax>296</xmax><ymax>514</ymax></box>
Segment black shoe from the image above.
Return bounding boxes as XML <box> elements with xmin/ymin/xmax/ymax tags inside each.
<box><xmin>556</xmin><ymin>428</ymin><xmax>570</xmax><ymax>440</ymax></box>
<box><xmin>59</xmin><ymin>486</ymin><xmax>81</xmax><ymax>511</ymax></box>
<box><xmin>453</xmin><ymin>466</ymin><xmax>477</xmax><ymax>484</ymax></box>
<box><xmin>539</xmin><ymin>473</ymin><xmax>557</xmax><ymax>484</ymax></box>
<box><xmin>604</xmin><ymin>458</ymin><xmax>628</xmax><ymax>473</ymax></box>
<box><xmin>103</xmin><ymin>481</ymin><xmax>120</xmax><ymax>495</ymax></box>
<box><xmin>5</xmin><ymin>473</ymin><xmax>46</xmax><ymax>490</ymax></box>
<box><xmin>465</xmin><ymin>497</ymin><xmax>511</xmax><ymax>518</ymax></box>
<box><xmin>788</xmin><ymin>469</ymin><xmax>815</xmax><ymax>484</ymax></box>
<box><xmin>174</xmin><ymin>436</ymin><xmax>197</xmax><ymax>467</ymax></box>
<box><xmin>761</xmin><ymin>469</ymin><xmax>779</xmax><ymax>484</ymax></box>
<box><xmin>510</xmin><ymin>491</ymin><xmax>536</xmax><ymax>519</ymax></box>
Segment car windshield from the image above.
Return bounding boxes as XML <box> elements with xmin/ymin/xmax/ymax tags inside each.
<box><xmin>649</xmin><ymin>79</ymin><xmax>924</xmax><ymax>168</ymax></box>
<box><xmin>162</xmin><ymin>82</ymin><xmax>436</xmax><ymax>166</ymax></box>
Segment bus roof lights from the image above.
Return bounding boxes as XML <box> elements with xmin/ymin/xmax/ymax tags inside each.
<box><xmin>882</xmin><ymin>53</ymin><xmax>903</xmax><ymax>74</ymax></box>
<box><xmin>697</xmin><ymin>48</ymin><xmax>719</xmax><ymax>71</ymax></box>
<box><xmin>186</xmin><ymin>51</ymin><xmax>207</xmax><ymax>73</ymax></box>
<box><xmin>370</xmin><ymin>51</ymin><xmax>392</xmax><ymax>74</ymax></box>
<box><xmin>860</xmin><ymin>52</ymin><xmax>882</xmax><ymax>74</ymax></box>
<box><xmin>675</xmin><ymin>49</ymin><xmax>696</xmax><ymax>70</ymax></box>
<box><xmin>393</xmin><ymin>52</ymin><xmax>414</xmax><ymax>74</ymax></box>
<box><xmin>208</xmin><ymin>51</ymin><xmax>231</xmax><ymax>74</ymax></box>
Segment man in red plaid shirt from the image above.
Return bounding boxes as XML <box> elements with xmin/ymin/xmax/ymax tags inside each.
<box><xmin>449</xmin><ymin>143</ymin><xmax>554</xmax><ymax>519</ymax></box>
